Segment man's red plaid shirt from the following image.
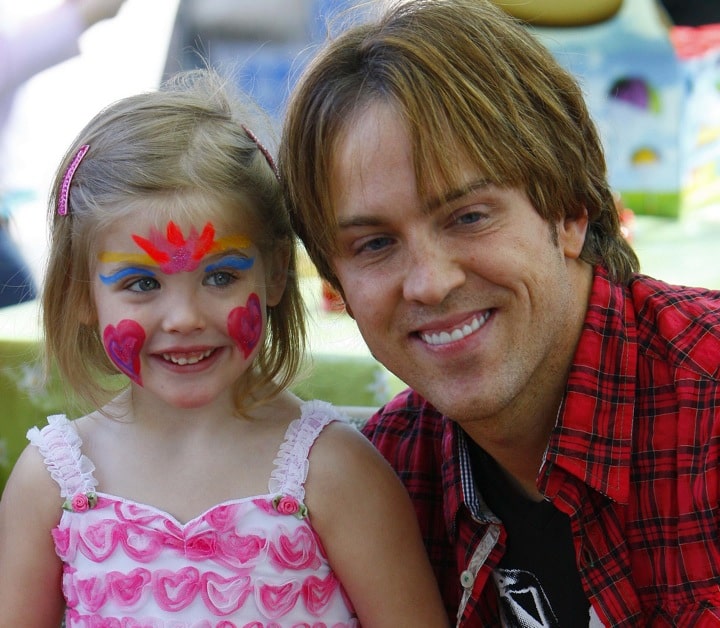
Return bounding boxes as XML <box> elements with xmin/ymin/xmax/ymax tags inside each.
<box><xmin>363</xmin><ymin>266</ymin><xmax>720</xmax><ymax>627</ymax></box>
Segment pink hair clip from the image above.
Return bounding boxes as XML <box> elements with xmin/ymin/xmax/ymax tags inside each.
<box><xmin>241</xmin><ymin>125</ymin><xmax>279</xmax><ymax>181</ymax></box>
<box><xmin>57</xmin><ymin>144</ymin><xmax>90</xmax><ymax>216</ymax></box>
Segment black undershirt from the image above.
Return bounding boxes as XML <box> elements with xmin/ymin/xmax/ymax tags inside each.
<box><xmin>469</xmin><ymin>442</ymin><xmax>590</xmax><ymax>627</ymax></box>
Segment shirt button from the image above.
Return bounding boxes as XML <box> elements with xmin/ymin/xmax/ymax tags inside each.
<box><xmin>460</xmin><ymin>569</ymin><xmax>475</xmax><ymax>589</ymax></box>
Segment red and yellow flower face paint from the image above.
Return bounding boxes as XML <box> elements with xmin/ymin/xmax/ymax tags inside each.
<box><xmin>99</xmin><ymin>221</ymin><xmax>252</xmax><ymax>274</ymax></box>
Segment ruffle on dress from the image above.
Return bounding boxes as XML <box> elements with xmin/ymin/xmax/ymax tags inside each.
<box><xmin>268</xmin><ymin>400</ymin><xmax>346</xmax><ymax>501</ymax></box>
<box><xmin>27</xmin><ymin>414</ymin><xmax>98</xmax><ymax>499</ymax></box>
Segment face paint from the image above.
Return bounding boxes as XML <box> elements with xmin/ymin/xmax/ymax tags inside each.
<box><xmin>102</xmin><ymin>319</ymin><xmax>146</xmax><ymax>385</ymax></box>
<box><xmin>227</xmin><ymin>293</ymin><xmax>262</xmax><ymax>358</ymax></box>
<box><xmin>99</xmin><ymin>223</ymin><xmax>255</xmax><ymax>275</ymax></box>
<box><xmin>204</xmin><ymin>255</ymin><xmax>255</xmax><ymax>274</ymax></box>
<box><xmin>99</xmin><ymin>267</ymin><xmax>157</xmax><ymax>286</ymax></box>
<box><xmin>132</xmin><ymin>221</ymin><xmax>217</xmax><ymax>274</ymax></box>
<box><xmin>98</xmin><ymin>252</ymin><xmax>154</xmax><ymax>266</ymax></box>
<box><xmin>214</xmin><ymin>234</ymin><xmax>253</xmax><ymax>251</ymax></box>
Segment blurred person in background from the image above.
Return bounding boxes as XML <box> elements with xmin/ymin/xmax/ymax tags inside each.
<box><xmin>0</xmin><ymin>0</ymin><xmax>126</xmax><ymax>308</ymax></box>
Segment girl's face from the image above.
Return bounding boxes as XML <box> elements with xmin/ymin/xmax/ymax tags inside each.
<box><xmin>91</xmin><ymin>207</ymin><xmax>287</xmax><ymax>410</ymax></box>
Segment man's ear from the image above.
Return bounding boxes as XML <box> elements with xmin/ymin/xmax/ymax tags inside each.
<box><xmin>266</xmin><ymin>242</ymin><xmax>290</xmax><ymax>307</ymax></box>
<box><xmin>560</xmin><ymin>207</ymin><xmax>589</xmax><ymax>259</ymax></box>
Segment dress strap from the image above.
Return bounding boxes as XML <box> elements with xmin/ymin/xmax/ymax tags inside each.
<box><xmin>27</xmin><ymin>415</ymin><xmax>98</xmax><ymax>499</ymax></box>
<box><xmin>268</xmin><ymin>400</ymin><xmax>347</xmax><ymax>501</ymax></box>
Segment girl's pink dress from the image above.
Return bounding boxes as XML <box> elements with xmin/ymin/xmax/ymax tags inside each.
<box><xmin>28</xmin><ymin>400</ymin><xmax>358</xmax><ymax>628</ymax></box>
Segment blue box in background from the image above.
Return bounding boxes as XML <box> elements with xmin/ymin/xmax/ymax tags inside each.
<box><xmin>531</xmin><ymin>0</ymin><xmax>720</xmax><ymax>218</ymax></box>
<box><xmin>531</xmin><ymin>0</ymin><xmax>684</xmax><ymax>217</ymax></box>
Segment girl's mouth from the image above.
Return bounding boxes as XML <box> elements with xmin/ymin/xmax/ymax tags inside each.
<box><xmin>161</xmin><ymin>349</ymin><xmax>214</xmax><ymax>365</ymax></box>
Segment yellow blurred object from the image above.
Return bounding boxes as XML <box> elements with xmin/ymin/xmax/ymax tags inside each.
<box><xmin>632</xmin><ymin>147</ymin><xmax>660</xmax><ymax>165</ymax></box>
<box><xmin>491</xmin><ymin>0</ymin><xmax>623</xmax><ymax>26</ymax></box>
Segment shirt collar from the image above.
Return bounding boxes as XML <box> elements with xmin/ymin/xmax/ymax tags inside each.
<box><xmin>442</xmin><ymin>420</ymin><xmax>500</xmax><ymax>541</ymax></box>
<box><xmin>542</xmin><ymin>266</ymin><xmax>637</xmax><ymax>505</ymax></box>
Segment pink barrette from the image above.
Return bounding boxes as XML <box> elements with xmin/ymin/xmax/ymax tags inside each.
<box><xmin>241</xmin><ymin>125</ymin><xmax>279</xmax><ymax>181</ymax></box>
<box><xmin>57</xmin><ymin>144</ymin><xmax>90</xmax><ymax>216</ymax></box>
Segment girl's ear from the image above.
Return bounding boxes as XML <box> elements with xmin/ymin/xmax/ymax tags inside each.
<box><xmin>266</xmin><ymin>241</ymin><xmax>290</xmax><ymax>307</ymax></box>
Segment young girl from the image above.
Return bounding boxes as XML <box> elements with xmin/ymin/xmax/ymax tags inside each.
<box><xmin>0</xmin><ymin>70</ymin><xmax>449</xmax><ymax>627</ymax></box>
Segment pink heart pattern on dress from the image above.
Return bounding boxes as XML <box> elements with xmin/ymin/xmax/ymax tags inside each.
<box><xmin>78</xmin><ymin>519</ymin><xmax>119</xmax><ymax>562</ymax></box>
<box><xmin>255</xmin><ymin>578</ymin><xmax>302</xmax><ymax>619</ymax></box>
<box><xmin>102</xmin><ymin>319</ymin><xmax>145</xmax><ymax>384</ymax></box>
<box><xmin>107</xmin><ymin>568</ymin><xmax>151</xmax><ymax>607</ymax></box>
<box><xmin>303</xmin><ymin>573</ymin><xmax>340</xmax><ymax>615</ymax></box>
<box><xmin>75</xmin><ymin>575</ymin><xmax>109</xmax><ymax>613</ymax></box>
<box><xmin>201</xmin><ymin>572</ymin><xmax>253</xmax><ymax>615</ymax></box>
<box><xmin>268</xmin><ymin>525</ymin><xmax>321</xmax><ymax>571</ymax></box>
<box><xmin>154</xmin><ymin>567</ymin><xmax>201</xmax><ymax>612</ymax></box>
<box><xmin>227</xmin><ymin>293</ymin><xmax>262</xmax><ymax>358</ymax></box>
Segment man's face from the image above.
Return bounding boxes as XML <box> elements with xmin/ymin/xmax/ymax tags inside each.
<box><xmin>328</xmin><ymin>101</ymin><xmax>590</xmax><ymax>427</ymax></box>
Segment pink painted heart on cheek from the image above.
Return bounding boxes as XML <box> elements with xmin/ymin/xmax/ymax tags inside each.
<box><xmin>227</xmin><ymin>293</ymin><xmax>263</xmax><ymax>359</ymax></box>
<box><xmin>102</xmin><ymin>319</ymin><xmax>146</xmax><ymax>385</ymax></box>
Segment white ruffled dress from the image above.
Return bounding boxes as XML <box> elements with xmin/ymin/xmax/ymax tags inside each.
<box><xmin>28</xmin><ymin>400</ymin><xmax>358</xmax><ymax>628</ymax></box>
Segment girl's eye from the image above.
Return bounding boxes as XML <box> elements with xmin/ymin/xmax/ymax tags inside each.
<box><xmin>127</xmin><ymin>276</ymin><xmax>160</xmax><ymax>292</ymax></box>
<box><xmin>204</xmin><ymin>271</ymin><xmax>236</xmax><ymax>287</ymax></box>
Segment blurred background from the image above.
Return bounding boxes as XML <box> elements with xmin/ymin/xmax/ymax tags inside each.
<box><xmin>2</xmin><ymin>0</ymin><xmax>720</xmax><ymax>291</ymax></box>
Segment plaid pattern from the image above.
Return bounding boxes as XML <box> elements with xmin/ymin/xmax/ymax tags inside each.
<box><xmin>363</xmin><ymin>266</ymin><xmax>720</xmax><ymax>627</ymax></box>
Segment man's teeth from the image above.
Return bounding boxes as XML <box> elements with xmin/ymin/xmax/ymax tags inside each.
<box><xmin>421</xmin><ymin>312</ymin><xmax>489</xmax><ymax>346</ymax></box>
<box><xmin>162</xmin><ymin>349</ymin><xmax>213</xmax><ymax>365</ymax></box>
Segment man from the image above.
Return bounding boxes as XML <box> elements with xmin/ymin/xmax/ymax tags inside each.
<box><xmin>279</xmin><ymin>1</ymin><xmax>720</xmax><ymax>625</ymax></box>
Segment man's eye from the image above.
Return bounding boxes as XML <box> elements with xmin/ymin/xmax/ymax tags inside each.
<box><xmin>357</xmin><ymin>236</ymin><xmax>393</xmax><ymax>254</ymax></box>
<box><xmin>455</xmin><ymin>210</ymin><xmax>483</xmax><ymax>225</ymax></box>
<box><xmin>127</xmin><ymin>277</ymin><xmax>160</xmax><ymax>292</ymax></box>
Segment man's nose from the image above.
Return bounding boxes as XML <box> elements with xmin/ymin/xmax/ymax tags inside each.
<box><xmin>402</xmin><ymin>239</ymin><xmax>465</xmax><ymax>305</ymax></box>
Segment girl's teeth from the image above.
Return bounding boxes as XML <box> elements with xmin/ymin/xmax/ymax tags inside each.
<box><xmin>162</xmin><ymin>349</ymin><xmax>213</xmax><ymax>365</ymax></box>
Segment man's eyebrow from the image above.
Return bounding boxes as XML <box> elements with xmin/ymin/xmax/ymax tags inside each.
<box><xmin>426</xmin><ymin>178</ymin><xmax>493</xmax><ymax>211</ymax></box>
<box><xmin>336</xmin><ymin>215</ymin><xmax>386</xmax><ymax>229</ymax></box>
<box><xmin>335</xmin><ymin>179</ymin><xmax>493</xmax><ymax>229</ymax></box>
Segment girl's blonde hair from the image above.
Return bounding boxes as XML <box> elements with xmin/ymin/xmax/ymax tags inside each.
<box><xmin>44</xmin><ymin>69</ymin><xmax>305</xmax><ymax>412</ymax></box>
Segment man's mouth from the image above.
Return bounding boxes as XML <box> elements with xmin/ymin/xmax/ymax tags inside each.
<box><xmin>420</xmin><ymin>311</ymin><xmax>491</xmax><ymax>346</ymax></box>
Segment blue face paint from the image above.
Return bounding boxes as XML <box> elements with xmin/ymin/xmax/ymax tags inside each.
<box><xmin>204</xmin><ymin>255</ymin><xmax>255</xmax><ymax>274</ymax></box>
<box><xmin>99</xmin><ymin>267</ymin><xmax>157</xmax><ymax>285</ymax></box>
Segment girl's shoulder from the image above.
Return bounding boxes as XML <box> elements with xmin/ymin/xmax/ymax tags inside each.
<box><xmin>301</xmin><ymin>401</ymin><xmax>394</xmax><ymax>498</ymax></box>
<box><xmin>1</xmin><ymin>418</ymin><xmax>77</xmax><ymax>531</ymax></box>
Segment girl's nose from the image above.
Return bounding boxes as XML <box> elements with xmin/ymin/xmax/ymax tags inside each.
<box><xmin>161</xmin><ymin>290</ymin><xmax>206</xmax><ymax>334</ymax></box>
